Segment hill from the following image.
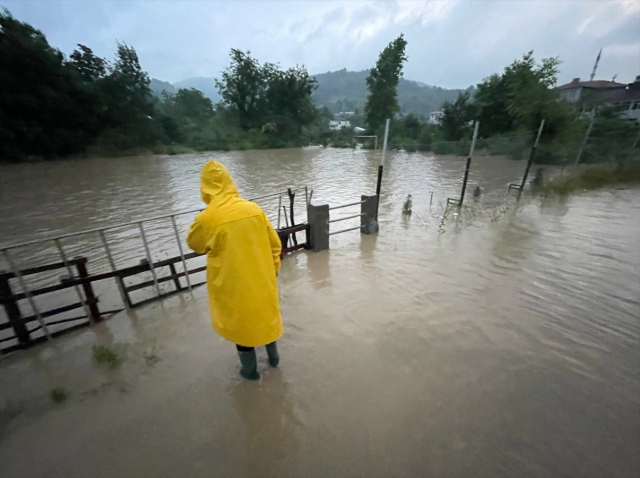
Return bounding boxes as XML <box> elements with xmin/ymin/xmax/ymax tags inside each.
<box><xmin>312</xmin><ymin>69</ymin><xmax>473</xmax><ymax>117</ymax></box>
<box><xmin>149</xmin><ymin>78</ymin><xmax>176</xmax><ymax>96</ymax></box>
<box><xmin>150</xmin><ymin>77</ymin><xmax>221</xmax><ymax>102</ymax></box>
<box><xmin>150</xmin><ymin>69</ymin><xmax>471</xmax><ymax>118</ymax></box>
<box><xmin>172</xmin><ymin>77</ymin><xmax>221</xmax><ymax>103</ymax></box>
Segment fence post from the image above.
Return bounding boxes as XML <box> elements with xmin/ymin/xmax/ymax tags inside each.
<box><xmin>459</xmin><ymin>122</ymin><xmax>480</xmax><ymax>206</ymax></box>
<box><xmin>307</xmin><ymin>200</ymin><xmax>330</xmax><ymax>252</ymax></box>
<box><xmin>0</xmin><ymin>272</ymin><xmax>30</xmax><ymax>345</ymax></box>
<box><xmin>360</xmin><ymin>195</ymin><xmax>379</xmax><ymax>235</ymax></box>
<box><xmin>375</xmin><ymin>118</ymin><xmax>391</xmax><ymax>220</ymax></box>
<box><xmin>574</xmin><ymin>108</ymin><xmax>595</xmax><ymax>167</ymax></box>
<box><xmin>519</xmin><ymin>119</ymin><xmax>546</xmax><ymax>191</ymax></box>
<box><xmin>168</xmin><ymin>263</ymin><xmax>182</xmax><ymax>291</ymax></box>
<box><xmin>75</xmin><ymin>257</ymin><xmax>101</xmax><ymax>323</ymax></box>
<box><xmin>2</xmin><ymin>249</ymin><xmax>51</xmax><ymax>340</ymax></box>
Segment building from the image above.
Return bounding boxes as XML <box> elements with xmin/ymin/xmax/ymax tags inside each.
<box><xmin>427</xmin><ymin>110</ymin><xmax>443</xmax><ymax>125</ymax></box>
<box><xmin>554</xmin><ymin>75</ymin><xmax>640</xmax><ymax>122</ymax></box>
<box><xmin>329</xmin><ymin>112</ymin><xmax>352</xmax><ymax>130</ymax></box>
<box><xmin>329</xmin><ymin>119</ymin><xmax>351</xmax><ymax>130</ymax></box>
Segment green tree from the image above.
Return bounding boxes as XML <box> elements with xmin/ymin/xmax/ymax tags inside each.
<box><xmin>216</xmin><ymin>49</ymin><xmax>276</xmax><ymax>130</ymax></box>
<box><xmin>0</xmin><ymin>9</ymin><xmax>99</xmax><ymax>159</ymax></box>
<box><xmin>69</xmin><ymin>44</ymin><xmax>107</xmax><ymax>81</ymax></box>
<box><xmin>440</xmin><ymin>92</ymin><xmax>474</xmax><ymax>141</ymax></box>
<box><xmin>474</xmin><ymin>52</ymin><xmax>566</xmax><ymax>137</ymax></box>
<box><xmin>216</xmin><ymin>49</ymin><xmax>319</xmax><ymax>146</ymax></box>
<box><xmin>98</xmin><ymin>42</ymin><xmax>163</xmax><ymax>148</ymax></box>
<box><xmin>474</xmin><ymin>73</ymin><xmax>512</xmax><ymax>136</ymax></box>
<box><xmin>172</xmin><ymin>88</ymin><xmax>214</xmax><ymax>125</ymax></box>
<box><xmin>265</xmin><ymin>66</ymin><xmax>318</xmax><ymax>139</ymax></box>
<box><xmin>364</xmin><ymin>34</ymin><xmax>408</xmax><ymax>131</ymax></box>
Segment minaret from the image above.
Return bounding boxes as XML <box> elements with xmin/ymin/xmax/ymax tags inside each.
<box><xmin>589</xmin><ymin>48</ymin><xmax>602</xmax><ymax>81</ymax></box>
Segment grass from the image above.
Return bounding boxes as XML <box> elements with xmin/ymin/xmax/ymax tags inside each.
<box><xmin>545</xmin><ymin>165</ymin><xmax>640</xmax><ymax>195</ymax></box>
<box><xmin>92</xmin><ymin>345</ymin><xmax>120</xmax><ymax>370</ymax></box>
<box><xmin>50</xmin><ymin>388</ymin><xmax>67</xmax><ymax>403</ymax></box>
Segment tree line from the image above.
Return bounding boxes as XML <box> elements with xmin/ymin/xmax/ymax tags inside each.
<box><xmin>358</xmin><ymin>37</ymin><xmax>637</xmax><ymax>165</ymax></box>
<box><xmin>2</xmin><ymin>8</ymin><xmax>635</xmax><ymax>164</ymax></box>
<box><xmin>0</xmin><ymin>9</ymin><xmax>325</xmax><ymax>161</ymax></box>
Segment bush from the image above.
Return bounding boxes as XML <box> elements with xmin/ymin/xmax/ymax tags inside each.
<box><xmin>431</xmin><ymin>140</ymin><xmax>470</xmax><ymax>156</ymax></box>
<box><xmin>546</xmin><ymin>164</ymin><xmax>640</xmax><ymax>194</ymax></box>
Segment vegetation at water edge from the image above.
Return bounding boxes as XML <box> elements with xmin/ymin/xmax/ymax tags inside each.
<box><xmin>545</xmin><ymin>165</ymin><xmax>640</xmax><ymax>194</ymax></box>
<box><xmin>92</xmin><ymin>345</ymin><xmax>120</xmax><ymax>369</ymax></box>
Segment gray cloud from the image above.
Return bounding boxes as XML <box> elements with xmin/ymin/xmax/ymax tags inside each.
<box><xmin>3</xmin><ymin>0</ymin><xmax>639</xmax><ymax>87</ymax></box>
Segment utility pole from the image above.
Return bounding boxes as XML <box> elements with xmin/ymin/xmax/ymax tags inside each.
<box><xmin>519</xmin><ymin>119</ymin><xmax>546</xmax><ymax>192</ymax></box>
<box><xmin>590</xmin><ymin>48</ymin><xmax>602</xmax><ymax>82</ymax></box>
<box><xmin>574</xmin><ymin>108</ymin><xmax>596</xmax><ymax>167</ymax></box>
<box><xmin>375</xmin><ymin>118</ymin><xmax>390</xmax><ymax>220</ymax></box>
<box><xmin>458</xmin><ymin>122</ymin><xmax>480</xmax><ymax>206</ymax></box>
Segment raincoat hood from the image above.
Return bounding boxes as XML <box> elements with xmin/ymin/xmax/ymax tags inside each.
<box><xmin>200</xmin><ymin>161</ymin><xmax>239</xmax><ymax>205</ymax></box>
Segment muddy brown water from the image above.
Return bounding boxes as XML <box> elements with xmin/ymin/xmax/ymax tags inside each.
<box><xmin>0</xmin><ymin>148</ymin><xmax>639</xmax><ymax>477</ymax></box>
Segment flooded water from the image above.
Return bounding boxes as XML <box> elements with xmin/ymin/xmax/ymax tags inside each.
<box><xmin>0</xmin><ymin>148</ymin><xmax>639</xmax><ymax>477</ymax></box>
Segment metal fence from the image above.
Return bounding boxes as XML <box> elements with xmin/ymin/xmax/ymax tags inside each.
<box><xmin>0</xmin><ymin>188</ymin><xmax>307</xmax><ymax>353</ymax></box>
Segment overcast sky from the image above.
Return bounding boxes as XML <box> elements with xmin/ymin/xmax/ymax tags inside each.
<box><xmin>3</xmin><ymin>0</ymin><xmax>639</xmax><ymax>88</ymax></box>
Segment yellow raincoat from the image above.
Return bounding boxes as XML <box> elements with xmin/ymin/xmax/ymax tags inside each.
<box><xmin>187</xmin><ymin>161</ymin><xmax>283</xmax><ymax>347</ymax></box>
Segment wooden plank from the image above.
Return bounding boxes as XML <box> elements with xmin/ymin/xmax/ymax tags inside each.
<box><xmin>130</xmin><ymin>281</ymin><xmax>206</xmax><ymax>308</ymax></box>
<box><xmin>125</xmin><ymin>266</ymin><xmax>206</xmax><ymax>293</ymax></box>
<box><xmin>0</xmin><ymin>257</ymin><xmax>86</xmax><ymax>280</ymax></box>
<box><xmin>19</xmin><ymin>300</ymin><xmax>97</xmax><ymax>325</ymax></box>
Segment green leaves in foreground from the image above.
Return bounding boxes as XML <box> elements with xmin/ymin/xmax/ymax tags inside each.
<box><xmin>50</xmin><ymin>388</ymin><xmax>67</xmax><ymax>403</ymax></box>
<box><xmin>92</xmin><ymin>345</ymin><xmax>120</xmax><ymax>370</ymax></box>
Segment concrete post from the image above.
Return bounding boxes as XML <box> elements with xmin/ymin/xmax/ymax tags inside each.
<box><xmin>360</xmin><ymin>195</ymin><xmax>379</xmax><ymax>235</ymax></box>
<box><xmin>307</xmin><ymin>200</ymin><xmax>329</xmax><ymax>252</ymax></box>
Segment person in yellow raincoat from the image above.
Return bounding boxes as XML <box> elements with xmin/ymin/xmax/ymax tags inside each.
<box><xmin>187</xmin><ymin>161</ymin><xmax>283</xmax><ymax>380</ymax></box>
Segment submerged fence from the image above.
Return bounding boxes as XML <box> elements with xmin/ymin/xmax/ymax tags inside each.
<box><xmin>0</xmin><ymin>188</ymin><xmax>310</xmax><ymax>353</ymax></box>
<box><xmin>2</xmin><ymin>112</ymin><xmax>638</xmax><ymax>353</ymax></box>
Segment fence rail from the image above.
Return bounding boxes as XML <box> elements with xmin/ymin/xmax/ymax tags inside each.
<box><xmin>0</xmin><ymin>187</ymin><xmax>310</xmax><ymax>354</ymax></box>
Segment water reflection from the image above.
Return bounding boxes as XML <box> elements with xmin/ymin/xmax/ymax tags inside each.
<box><xmin>229</xmin><ymin>368</ymin><xmax>300</xmax><ymax>477</ymax></box>
<box><xmin>307</xmin><ymin>250</ymin><xmax>331</xmax><ymax>290</ymax></box>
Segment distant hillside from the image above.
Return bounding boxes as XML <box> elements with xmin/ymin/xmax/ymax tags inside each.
<box><xmin>150</xmin><ymin>77</ymin><xmax>221</xmax><ymax>102</ymax></box>
<box><xmin>150</xmin><ymin>78</ymin><xmax>176</xmax><ymax>96</ymax></box>
<box><xmin>312</xmin><ymin>69</ymin><xmax>473</xmax><ymax>117</ymax></box>
<box><xmin>150</xmin><ymin>69</ymin><xmax>470</xmax><ymax>117</ymax></box>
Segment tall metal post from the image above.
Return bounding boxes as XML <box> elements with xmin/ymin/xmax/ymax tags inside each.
<box><xmin>277</xmin><ymin>195</ymin><xmax>282</xmax><ymax>229</ymax></box>
<box><xmin>633</xmin><ymin>127</ymin><xmax>640</xmax><ymax>149</ymax></box>
<box><xmin>375</xmin><ymin>118</ymin><xmax>390</xmax><ymax>220</ymax></box>
<box><xmin>520</xmin><ymin>119</ymin><xmax>546</xmax><ymax>191</ymax></box>
<box><xmin>459</xmin><ymin>122</ymin><xmax>480</xmax><ymax>206</ymax></box>
<box><xmin>170</xmin><ymin>215</ymin><xmax>192</xmax><ymax>292</ymax></box>
<box><xmin>2</xmin><ymin>249</ymin><xmax>51</xmax><ymax>340</ymax></box>
<box><xmin>138</xmin><ymin>222</ymin><xmax>162</xmax><ymax>297</ymax></box>
<box><xmin>55</xmin><ymin>239</ymin><xmax>94</xmax><ymax>324</ymax></box>
<box><xmin>574</xmin><ymin>109</ymin><xmax>596</xmax><ymax>167</ymax></box>
<box><xmin>99</xmin><ymin>230</ymin><xmax>130</xmax><ymax>309</ymax></box>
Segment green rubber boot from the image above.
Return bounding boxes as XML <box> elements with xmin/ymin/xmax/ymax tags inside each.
<box><xmin>237</xmin><ymin>350</ymin><xmax>260</xmax><ymax>380</ymax></box>
<box><xmin>265</xmin><ymin>341</ymin><xmax>279</xmax><ymax>367</ymax></box>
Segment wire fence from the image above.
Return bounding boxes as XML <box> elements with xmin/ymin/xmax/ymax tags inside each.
<box><xmin>377</xmin><ymin>113</ymin><xmax>639</xmax><ymax>228</ymax></box>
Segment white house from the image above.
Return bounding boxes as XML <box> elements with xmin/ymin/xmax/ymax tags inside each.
<box><xmin>554</xmin><ymin>75</ymin><xmax>640</xmax><ymax>122</ymax></box>
<box><xmin>427</xmin><ymin>111</ymin><xmax>444</xmax><ymax>125</ymax></box>
<box><xmin>329</xmin><ymin>119</ymin><xmax>351</xmax><ymax>130</ymax></box>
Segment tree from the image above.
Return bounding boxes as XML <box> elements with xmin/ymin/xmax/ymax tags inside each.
<box><xmin>216</xmin><ymin>49</ymin><xmax>276</xmax><ymax>130</ymax></box>
<box><xmin>474</xmin><ymin>52</ymin><xmax>566</xmax><ymax>137</ymax></box>
<box><xmin>69</xmin><ymin>44</ymin><xmax>107</xmax><ymax>81</ymax></box>
<box><xmin>216</xmin><ymin>49</ymin><xmax>319</xmax><ymax>145</ymax></box>
<box><xmin>265</xmin><ymin>65</ymin><xmax>318</xmax><ymax>138</ymax></box>
<box><xmin>98</xmin><ymin>42</ymin><xmax>162</xmax><ymax>148</ymax></box>
<box><xmin>440</xmin><ymin>92</ymin><xmax>474</xmax><ymax>141</ymax></box>
<box><xmin>172</xmin><ymin>88</ymin><xmax>214</xmax><ymax>125</ymax></box>
<box><xmin>474</xmin><ymin>73</ymin><xmax>512</xmax><ymax>136</ymax></box>
<box><xmin>364</xmin><ymin>34</ymin><xmax>408</xmax><ymax>131</ymax></box>
<box><xmin>0</xmin><ymin>9</ymin><xmax>99</xmax><ymax>159</ymax></box>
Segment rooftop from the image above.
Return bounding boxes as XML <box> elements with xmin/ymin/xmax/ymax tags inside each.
<box><xmin>555</xmin><ymin>78</ymin><xmax>627</xmax><ymax>90</ymax></box>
